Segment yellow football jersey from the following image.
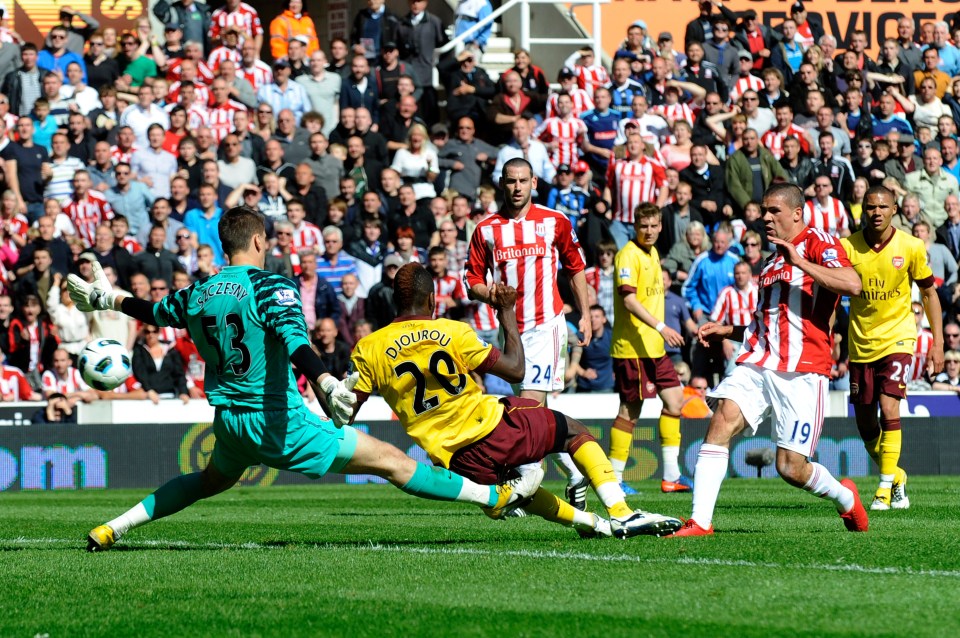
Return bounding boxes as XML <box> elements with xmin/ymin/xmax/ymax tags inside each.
<box><xmin>841</xmin><ymin>229</ymin><xmax>934</xmax><ymax>362</ymax></box>
<box><xmin>351</xmin><ymin>317</ymin><xmax>505</xmax><ymax>467</ymax></box>
<box><xmin>611</xmin><ymin>240</ymin><xmax>666</xmax><ymax>359</ymax></box>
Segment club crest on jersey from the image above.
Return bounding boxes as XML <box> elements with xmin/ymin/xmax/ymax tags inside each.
<box><xmin>892</xmin><ymin>256</ymin><xmax>904</xmax><ymax>269</ymax></box>
<box><xmin>535</xmin><ymin>223</ymin><xmax>546</xmax><ymax>237</ymax></box>
<box><xmin>274</xmin><ymin>289</ymin><xmax>297</xmax><ymax>306</ymax></box>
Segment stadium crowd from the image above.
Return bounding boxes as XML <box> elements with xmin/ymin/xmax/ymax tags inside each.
<box><xmin>0</xmin><ymin>0</ymin><xmax>958</xmax><ymax>419</ymax></box>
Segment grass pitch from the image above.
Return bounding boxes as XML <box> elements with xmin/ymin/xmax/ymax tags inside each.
<box><xmin>3</xmin><ymin>477</ymin><xmax>960</xmax><ymax>638</ymax></box>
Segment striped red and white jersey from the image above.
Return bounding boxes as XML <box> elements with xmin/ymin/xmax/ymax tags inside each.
<box><xmin>165</xmin><ymin>102</ymin><xmax>210</xmax><ymax>130</ymax></box>
<box><xmin>737</xmin><ymin>228</ymin><xmax>851</xmax><ymax>376</ymax></box>
<box><xmin>465</xmin><ymin>205</ymin><xmax>586</xmax><ymax>333</ymax></box>
<box><xmin>533</xmin><ymin>116</ymin><xmax>586</xmax><ymax>168</ymax></box>
<box><xmin>166</xmin><ymin>58</ymin><xmax>216</xmax><ymax>85</ymax></box>
<box><xmin>41</xmin><ymin>366</ymin><xmax>88</xmax><ymax>395</ymax></box>
<box><xmin>729</xmin><ymin>74</ymin><xmax>766</xmax><ymax>104</ymax></box>
<box><xmin>63</xmin><ymin>191</ymin><xmax>114</xmax><ymax>247</ymax></box>
<box><xmin>470</xmin><ymin>300</ymin><xmax>499</xmax><ymax>332</ymax></box>
<box><xmin>761</xmin><ymin>124</ymin><xmax>811</xmax><ymax>159</ymax></box>
<box><xmin>710</xmin><ymin>282</ymin><xmax>759</xmax><ymax>327</ymax></box>
<box><xmin>649</xmin><ymin>102</ymin><xmax>695</xmax><ymax>127</ymax></box>
<box><xmin>270</xmin><ymin>246</ymin><xmax>302</xmax><ymax>276</ymax></box>
<box><xmin>291</xmin><ymin>221</ymin><xmax>323</xmax><ymax>252</ymax></box>
<box><xmin>110</xmin><ymin>145</ymin><xmax>136</xmax><ymax>165</ymax></box>
<box><xmin>3</xmin><ymin>112</ymin><xmax>18</xmax><ymax>131</ymax></box>
<box><xmin>207</xmin><ymin>46</ymin><xmax>242</xmax><ymax>73</ymax></box>
<box><xmin>120</xmin><ymin>236</ymin><xmax>142</xmax><ymax>254</ymax></box>
<box><xmin>910</xmin><ymin>329</ymin><xmax>935</xmax><ymax>382</ymax></box>
<box><xmin>605</xmin><ymin>156</ymin><xmax>667</xmax><ymax>224</ymax></box>
<box><xmin>803</xmin><ymin>197</ymin><xmax>850</xmax><ymax>237</ymax></box>
<box><xmin>207</xmin><ymin>100</ymin><xmax>247</xmax><ymax>143</ymax></box>
<box><xmin>546</xmin><ymin>89</ymin><xmax>594</xmax><ymax>119</ymax></box>
<box><xmin>210</xmin><ymin>3</ymin><xmax>264</xmax><ymax>43</ymax></box>
<box><xmin>1</xmin><ymin>213</ymin><xmax>29</xmax><ymax>238</ymax></box>
<box><xmin>0</xmin><ymin>364</ymin><xmax>33</xmax><ymax>400</ymax></box>
<box><xmin>576</xmin><ymin>65</ymin><xmax>609</xmax><ymax>99</ymax></box>
<box><xmin>239</xmin><ymin>61</ymin><xmax>273</xmax><ymax>93</ymax></box>
<box><xmin>109</xmin><ymin>375</ymin><xmax>143</xmax><ymax>395</ymax></box>
<box><xmin>432</xmin><ymin>273</ymin><xmax>467</xmax><ymax>319</ymax></box>
<box><xmin>167</xmin><ymin>81</ymin><xmax>211</xmax><ymax>107</ymax></box>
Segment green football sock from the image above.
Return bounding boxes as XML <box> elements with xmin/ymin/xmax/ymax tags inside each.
<box><xmin>107</xmin><ymin>473</ymin><xmax>206</xmax><ymax>537</ymax></box>
<box><xmin>400</xmin><ymin>464</ymin><xmax>496</xmax><ymax>506</ymax></box>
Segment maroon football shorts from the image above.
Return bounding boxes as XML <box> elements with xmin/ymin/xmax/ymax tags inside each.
<box><xmin>613</xmin><ymin>355</ymin><xmax>681</xmax><ymax>403</ymax></box>
<box><xmin>448</xmin><ymin>397</ymin><xmax>566</xmax><ymax>484</ymax></box>
<box><xmin>848</xmin><ymin>353</ymin><xmax>913</xmax><ymax>404</ymax></box>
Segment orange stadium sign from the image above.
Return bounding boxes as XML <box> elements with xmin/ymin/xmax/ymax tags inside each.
<box><xmin>574</xmin><ymin>0</ymin><xmax>960</xmax><ymax>58</ymax></box>
<box><xmin>8</xmin><ymin>0</ymin><xmax>144</xmax><ymax>46</ymax></box>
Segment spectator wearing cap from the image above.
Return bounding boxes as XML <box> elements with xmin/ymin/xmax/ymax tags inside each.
<box><xmin>655</xmin><ymin>32</ymin><xmax>687</xmax><ymax>71</ymax></box>
<box><xmin>454</xmin><ymin>0</ymin><xmax>493</xmax><ymax>52</ymax></box>
<box><xmin>441</xmin><ymin>49</ymin><xmax>495</xmax><ymax>126</ymax></box>
<box><xmin>684</xmin><ymin>0</ymin><xmax>739</xmax><ymax>50</ymax></box>
<box><xmin>46</xmin><ymin>7</ymin><xmax>100</xmax><ymax>56</ymax></box>
<box><xmin>729</xmin><ymin>50</ymin><xmax>765</xmax><ymax>104</ymax></box>
<box><xmin>439</xmin><ymin>115</ymin><xmax>497</xmax><ymax>197</ymax></box>
<box><xmin>153</xmin><ymin>0</ymin><xmax>212</xmax><ymax>55</ymax></box>
<box><xmin>257</xmin><ymin>58</ymin><xmax>313</xmax><ymax>125</ymax></box>
<box><xmin>365</xmin><ymin>252</ymin><xmax>401</xmax><ymax>329</ymax></box>
<box><xmin>785</xmin><ymin>1</ymin><xmax>824</xmax><ymax>49</ymax></box>
<box><xmin>286</xmin><ymin>36</ymin><xmax>311</xmax><ymax>80</ymax></box>
<box><xmin>350</xmin><ymin>0</ymin><xmax>402</xmax><ymax>63</ymax></box>
<box><xmin>397</xmin><ymin>0</ymin><xmax>446</xmax><ymax>125</ymax></box>
<box><xmin>374</xmin><ymin>41</ymin><xmax>409</xmax><ymax>106</ymax></box>
<box><xmin>340</xmin><ymin>55</ymin><xmax>380</xmax><ymax>123</ymax></box>
<box><xmin>547</xmin><ymin>66</ymin><xmax>594</xmax><ymax>118</ymax></box>
<box><xmin>270</xmin><ymin>0</ymin><xmax>319</xmax><ymax>61</ymax></box>
<box><xmin>544</xmin><ymin>163</ymin><xmax>588</xmax><ymax>226</ymax></box>
<box><xmin>733</xmin><ymin>10</ymin><xmax>780</xmax><ymax>72</ymax></box>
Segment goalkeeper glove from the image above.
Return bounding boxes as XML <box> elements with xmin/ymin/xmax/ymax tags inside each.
<box><xmin>67</xmin><ymin>261</ymin><xmax>120</xmax><ymax>312</ymax></box>
<box><xmin>319</xmin><ymin>374</ymin><xmax>358</xmax><ymax>427</ymax></box>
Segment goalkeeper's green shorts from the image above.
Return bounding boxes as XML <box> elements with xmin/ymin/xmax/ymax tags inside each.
<box><xmin>211</xmin><ymin>405</ymin><xmax>359</xmax><ymax>479</ymax></box>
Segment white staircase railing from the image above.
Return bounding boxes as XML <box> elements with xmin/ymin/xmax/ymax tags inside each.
<box><xmin>435</xmin><ymin>0</ymin><xmax>609</xmax><ymax>65</ymax></box>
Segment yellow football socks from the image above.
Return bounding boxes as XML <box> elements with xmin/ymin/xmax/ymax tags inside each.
<box><xmin>608</xmin><ymin>416</ymin><xmax>634</xmax><ymax>480</ymax></box>
<box><xmin>572</xmin><ymin>439</ymin><xmax>633</xmax><ymax>518</ymax></box>
<box><xmin>878</xmin><ymin>420</ymin><xmax>902</xmax><ymax>490</ymax></box>
<box><xmin>659</xmin><ymin>413</ymin><xmax>682</xmax><ymax>482</ymax></box>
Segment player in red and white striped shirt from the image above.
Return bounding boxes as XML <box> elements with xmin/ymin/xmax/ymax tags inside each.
<box><xmin>603</xmin><ymin>132</ymin><xmax>669</xmax><ymax>226</ymax></box>
<box><xmin>761</xmin><ymin>104</ymin><xmax>812</xmax><ymax>159</ymax></box>
<box><xmin>63</xmin><ymin>171</ymin><xmax>113</xmax><ymax>248</ymax></box>
<box><xmin>465</xmin><ymin>157</ymin><xmax>592</xmax><ymax>487</ymax></box>
<box><xmin>210</xmin><ymin>0</ymin><xmax>264</xmax><ymax>50</ymax></box>
<box><xmin>804</xmin><ymin>177</ymin><xmax>851</xmax><ymax>238</ymax></box>
<box><xmin>728</xmin><ymin>53</ymin><xmax>765</xmax><ymax>104</ymax></box>
<box><xmin>672</xmin><ymin>183</ymin><xmax>867</xmax><ymax>537</ymax></box>
<box><xmin>41</xmin><ymin>348</ymin><xmax>91</xmax><ymax>399</ymax></box>
<box><xmin>286</xmin><ymin>200</ymin><xmax>322</xmax><ymax>252</ymax></box>
<box><xmin>428</xmin><ymin>247</ymin><xmax>468</xmax><ymax>319</ymax></box>
<box><xmin>546</xmin><ymin>71</ymin><xmax>594</xmax><ymax>118</ymax></box>
<box><xmin>533</xmin><ymin>93</ymin><xmax>587</xmax><ymax>169</ymax></box>
<box><xmin>207</xmin><ymin>77</ymin><xmax>247</xmax><ymax>143</ymax></box>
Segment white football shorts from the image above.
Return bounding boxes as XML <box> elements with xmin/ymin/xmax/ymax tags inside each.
<box><xmin>708</xmin><ymin>363</ymin><xmax>827</xmax><ymax>458</ymax></box>
<box><xmin>519</xmin><ymin>313</ymin><xmax>567</xmax><ymax>392</ymax></box>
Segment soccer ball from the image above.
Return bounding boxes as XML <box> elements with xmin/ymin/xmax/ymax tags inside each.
<box><xmin>79</xmin><ymin>339</ymin><xmax>132</xmax><ymax>391</ymax></box>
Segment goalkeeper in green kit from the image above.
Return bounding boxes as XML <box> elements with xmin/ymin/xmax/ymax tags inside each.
<box><xmin>70</xmin><ymin>207</ymin><xmax>540</xmax><ymax>551</ymax></box>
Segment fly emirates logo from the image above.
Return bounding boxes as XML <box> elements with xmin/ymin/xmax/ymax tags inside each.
<box><xmin>494</xmin><ymin>242</ymin><xmax>548</xmax><ymax>262</ymax></box>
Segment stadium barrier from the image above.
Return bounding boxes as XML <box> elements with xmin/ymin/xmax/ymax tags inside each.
<box><xmin>2</xmin><ymin>394</ymin><xmax>960</xmax><ymax>491</ymax></box>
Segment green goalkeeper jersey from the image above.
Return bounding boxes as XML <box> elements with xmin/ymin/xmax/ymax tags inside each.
<box><xmin>153</xmin><ymin>265</ymin><xmax>311</xmax><ymax>410</ymax></box>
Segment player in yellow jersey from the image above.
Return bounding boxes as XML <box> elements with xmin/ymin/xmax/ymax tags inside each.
<box><xmin>349</xmin><ymin>263</ymin><xmax>683</xmax><ymax>538</ymax></box>
<box><xmin>841</xmin><ymin>185</ymin><xmax>944</xmax><ymax>510</ymax></box>
<box><xmin>609</xmin><ymin>203</ymin><xmax>690</xmax><ymax>495</ymax></box>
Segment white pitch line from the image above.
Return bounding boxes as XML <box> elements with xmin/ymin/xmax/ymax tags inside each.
<box><xmin>8</xmin><ymin>537</ymin><xmax>960</xmax><ymax>579</ymax></box>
